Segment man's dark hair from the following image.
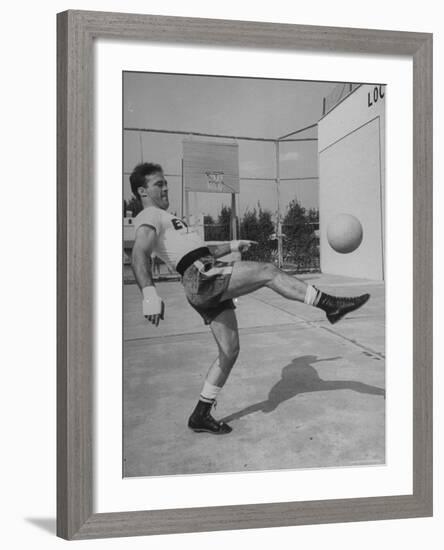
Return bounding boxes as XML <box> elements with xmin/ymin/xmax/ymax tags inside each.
<box><xmin>129</xmin><ymin>162</ymin><xmax>163</xmax><ymax>201</ymax></box>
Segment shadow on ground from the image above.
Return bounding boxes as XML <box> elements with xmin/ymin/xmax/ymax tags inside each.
<box><xmin>221</xmin><ymin>355</ymin><xmax>385</xmax><ymax>423</ymax></box>
<box><xmin>25</xmin><ymin>517</ymin><xmax>56</xmax><ymax>534</ymax></box>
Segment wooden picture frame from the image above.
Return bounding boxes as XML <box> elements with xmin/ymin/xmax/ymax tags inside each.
<box><xmin>57</xmin><ymin>10</ymin><xmax>432</xmax><ymax>540</ymax></box>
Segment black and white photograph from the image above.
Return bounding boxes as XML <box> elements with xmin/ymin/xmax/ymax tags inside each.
<box><xmin>2</xmin><ymin>0</ymin><xmax>439</xmax><ymax>545</ymax></box>
<box><xmin>122</xmin><ymin>72</ymin><xmax>386</xmax><ymax>478</ymax></box>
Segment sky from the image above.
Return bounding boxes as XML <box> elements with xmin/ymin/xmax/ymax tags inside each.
<box><xmin>123</xmin><ymin>72</ymin><xmax>339</xmax><ymax>218</ymax></box>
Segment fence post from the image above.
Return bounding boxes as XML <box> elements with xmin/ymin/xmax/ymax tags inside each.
<box><xmin>231</xmin><ymin>193</ymin><xmax>238</xmax><ymax>239</ymax></box>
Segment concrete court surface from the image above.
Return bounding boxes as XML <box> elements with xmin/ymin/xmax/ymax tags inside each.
<box><xmin>123</xmin><ymin>273</ymin><xmax>385</xmax><ymax>477</ymax></box>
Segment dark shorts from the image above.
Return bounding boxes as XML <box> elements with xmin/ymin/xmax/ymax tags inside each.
<box><xmin>181</xmin><ymin>254</ymin><xmax>236</xmax><ymax>325</ymax></box>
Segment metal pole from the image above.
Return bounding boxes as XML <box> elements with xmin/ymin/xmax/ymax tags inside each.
<box><xmin>184</xmin><ymin>158</ymin><xmax>189</xmax><ymax>225</ymax></box>
<box><xmin>139</xmin><ymin>132</ymin><xmax>144</xmax><ymax>162</ymax></box>
<box><xmin>231</xmin><ymin>193</ymin><xmax>238</xmax><ymax>240</ymax></box>
<box><xmin>185</xmin><ymin>191</ymin><xmax>189</xmax><ymax>225</ymax></box>
<box><xmin>275</xmin><ymin>140</ymin><xmax>282</xmax><ymax>269</ymax></box>
<box><xmin>181</xmin><ymin>158</ymin><xmax>184</xmax><ymax>219</ymax></box>
<box><xmin>125</xmin><ymin>127</ymin><xmax>276</xmax><ymax>143</ymax></box>
<box><xmin>278</xmin><ymin>122</ymin><xmax>318</xmax><ymax>141</ymax></box>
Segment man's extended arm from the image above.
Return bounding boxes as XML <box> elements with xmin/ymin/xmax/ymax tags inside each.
<box><xmin>207</xmin><ymin>242</ymin><xmax>232</xmax><ymax>258</ymax></box>
<box><xmin>208</xmin><ymin>240</ymin><xmax>258</xmax><ymax>259</ymax></box>
<box><xmin>131</xmin><ymin>225</ymin><xmax>164</xmax><ymax>326</ymax></box>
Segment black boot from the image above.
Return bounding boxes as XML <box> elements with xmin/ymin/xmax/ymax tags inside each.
<box><xmin>188</xmin><ymin>400</ymin><xmax>232</xmax><ymax>435</ymax></box>
<box><xmin>315</xmin><ymin>290</ymin><xmax>370</xmax><ymax>324</ymax></box>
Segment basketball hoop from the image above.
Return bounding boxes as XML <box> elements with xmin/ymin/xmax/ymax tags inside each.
<box><xmin>205</xmin><ymin>170</ymin><xmax>225</xmax><ymax>191</ymax></box>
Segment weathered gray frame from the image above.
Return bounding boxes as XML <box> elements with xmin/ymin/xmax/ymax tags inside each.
<box><xmin>57</xmin><ymin>10</ymin><xmax>433</xmax><ymax>540</ymax></box>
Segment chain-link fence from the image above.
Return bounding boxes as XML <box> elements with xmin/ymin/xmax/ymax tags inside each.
<box><xmin>202</xmin><ymin>209</ymin><xmax>320</xmax><ymax>273</ymax></box>
<box><xmin>124</xmin><ymin>120</ymin><xmax>322</xmax><ymax>281</ymax></box>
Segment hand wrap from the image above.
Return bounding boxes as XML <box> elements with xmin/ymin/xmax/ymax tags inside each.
<box><xmin>142</xmin><ymin>286</ymin><xmax>163</xmax><ymax>317</ymax></box>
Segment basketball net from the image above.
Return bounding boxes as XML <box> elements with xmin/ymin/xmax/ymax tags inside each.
<box><xmin>205</xmin><ymin>170</ymin><xmax>225</xmax><ymax>191</ymax></box>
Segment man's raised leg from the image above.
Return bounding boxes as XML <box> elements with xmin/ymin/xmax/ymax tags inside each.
<box><xmin>221</xmin><ymin>261</ymin><xmax>370</xmax><ymax>324</ymax></box>
<box><xmin>221</xmin><ymin>261</ymin><xmax>306</xmax><ymax>301</ymax></box>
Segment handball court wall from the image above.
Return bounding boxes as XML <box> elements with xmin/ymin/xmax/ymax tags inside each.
<box><xmin>318</xmin><ymin>84</ymin><xmax>386</xmax><ymax>281</ymax></box>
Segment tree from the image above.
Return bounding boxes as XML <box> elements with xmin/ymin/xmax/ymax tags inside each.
<box><xmin>240</xmin><ymin>203</ymin><xmax>274</xmax><ymax>261</ymax></box>
<box><xmin>217</xmin><ymin>205</ymin><xmax>232</xmax><ymax>240</ymax></box>
<box><xmin>123</xmin><ymin>197</ymin><xmax>143</xmax><ymax>218</ymax></box>
<box><xmin>210</xmin><ymin>205</ymin><xmax>231</xmax><ymax>241</ymax></box>
<box><xmin>282</xmin><ymin>200</ymin><xmax>319</xmax><ymax>270</ymax></box>
<box><xmin>202</xmin><ymin>207</ymin><xmax>231</xmax><ymax>241</ymax></box>
<box><xmin>203</xmin><ymin>214</ymin><xmax>216</xmax><ymax>241</ymax></box>
<box><xmin>189</xmin><ymin>199</ymin><xmax>319</xmax><ymax>272</ymax></box>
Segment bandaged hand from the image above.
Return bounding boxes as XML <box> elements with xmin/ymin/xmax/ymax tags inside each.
<box><xmin>142</xmin><ymin>286</ymin><xmax>165</xmax><ymax>326</ymax></box>
<box><xmin>230</xmin><ymin>240</ymin><xmax>258</xmax><ymax>253</ymax></box>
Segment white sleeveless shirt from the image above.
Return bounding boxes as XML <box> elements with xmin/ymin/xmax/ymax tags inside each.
<box><xmin>134</xmin><ymin>206</ymin><xmax>205</xmax><ymax>270</ymax></box>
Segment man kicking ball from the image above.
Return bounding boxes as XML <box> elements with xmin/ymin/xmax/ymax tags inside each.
<box><xmin>130</xmin><ymin>162</ymin><xmax>370</xmax><ymax>435</ymax></box>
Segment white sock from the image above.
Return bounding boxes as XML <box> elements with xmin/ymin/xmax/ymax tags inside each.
<box><xmin>200</xmin><ymin>381</ymin><xmax>222</xmax><ymax>403</ymax></box>
<box><xmin>304</xmin><ymin>285</ymin><xmax>319</xmax><ymax>306</ymax></box>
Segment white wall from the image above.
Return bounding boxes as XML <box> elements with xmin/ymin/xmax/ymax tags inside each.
<box><xmin>1</xmin><ymin>2</ymin><xmax>441</xmax><ymax>550</ymax></box>
<box><xmin>318</xmin><ymin>84</ymin><xmax>385</xmax><ymax>280</ymax></box>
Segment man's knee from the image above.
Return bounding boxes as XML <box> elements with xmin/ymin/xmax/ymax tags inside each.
<box><xmin>259</xmin><ymin>262</ymin><xmax>280</xmax><ymax>282</ymax></box>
